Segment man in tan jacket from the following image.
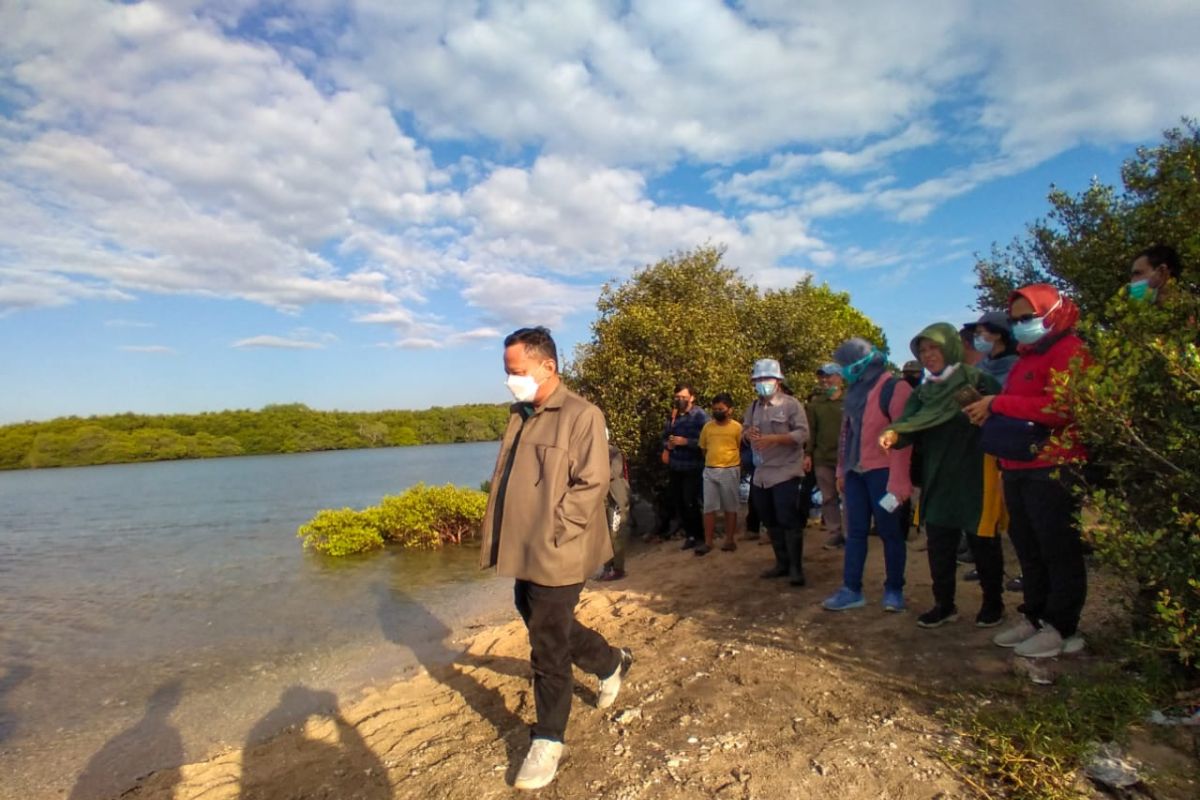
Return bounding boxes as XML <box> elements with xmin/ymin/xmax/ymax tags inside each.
<box><xmin>479</xmin><ymin>326</ymin><xmax>633</xmax><ymax>791</ymax></box>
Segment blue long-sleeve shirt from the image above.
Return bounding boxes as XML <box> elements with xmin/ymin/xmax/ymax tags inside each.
<box><xmin>663</xmin><ymin>406</ymin><xmax>709</xmax><ymax>471</ymax></box>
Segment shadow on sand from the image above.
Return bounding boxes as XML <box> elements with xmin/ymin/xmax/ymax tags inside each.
<box><xmin>238</xmin><ymin>685</ymin><xmax>390</xmax><ymax>800</ymax></box>
<box><xmin>374</xmin><ymin>577</ymin><xmax>530</xmax><ymax>785</ymax></box>
<box><xmin>68</xmin><ymin>680</ymin><xmax>184</xmax><ymax>800</ymax></box>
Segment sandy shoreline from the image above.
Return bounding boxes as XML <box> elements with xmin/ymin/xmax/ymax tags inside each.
<box><xmin>33</xmin><ymin>516</ymin><xmax>1186</xmax><ymax>800</ymax></box>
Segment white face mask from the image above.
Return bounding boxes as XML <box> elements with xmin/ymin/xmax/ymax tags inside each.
<box><xmin>505</xmin><ymin>373</ymin><xmax>539</xmax><ymax>402</ymax></box>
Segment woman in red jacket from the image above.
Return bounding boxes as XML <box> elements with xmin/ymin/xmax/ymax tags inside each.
<box><xmin>964</xmin><ymin>284</ymin><xmax>1088</xmax><ymax>659</ymax></box>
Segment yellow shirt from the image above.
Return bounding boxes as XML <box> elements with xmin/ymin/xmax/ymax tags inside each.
<box><xmin>699</xmin><ymin>419</ymin><xmax>743</xmax><ymax>468</ymax></box>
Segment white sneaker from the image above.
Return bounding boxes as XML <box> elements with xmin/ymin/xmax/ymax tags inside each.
<box><xmin>596</xmin><ymin>648</ymin><xmax>633</xmax><ymax>710</ymax></box>
<box><xmin>514</xmin><ymin>738</ymin><xmax>564</xmax><ymax>791</ymax></box>
<box><xmin>1014</xmin><ymin>623</ymin><xmax>1064</xmax><ymax>659</ymax></box>
<box><xmin>992</xmin><ymin>618</ymin><xmax>1037</xmax><ymax>648</ymax></box>
<box><xmin>1062</xmin><ymin>633</ymin><xmax>1085</xmax><ymax>655</ymax></box>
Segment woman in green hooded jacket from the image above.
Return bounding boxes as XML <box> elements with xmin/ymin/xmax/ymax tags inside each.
<box><xmin>880</xmin><ymin>322</ymin><xmax>1004</xmax><ymax>629</ymax></box>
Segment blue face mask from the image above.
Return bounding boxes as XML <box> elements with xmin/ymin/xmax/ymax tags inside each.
<box><xmin>1128</xmin><ymin>279</ymin><xmax>1157</xmax><ymax>302</ymax></box>
<box><xmin>1012</xmin><ymin>317</ymin><xmax>1049</xmax><ymax>345</ymax></box>
<box><xmin>841</xmin><ymin>351</ymin><xmax>876</xmax><ymax>384</ymax></box>
<box><xmin>754</xmin><ymin>380</ymin><xmax>777</xmax><ymax>398</ymax></box>
<box><xmin>973</xmin><ymin>335</ymin><xmax>994</xmax><ymax>355</ymax></box>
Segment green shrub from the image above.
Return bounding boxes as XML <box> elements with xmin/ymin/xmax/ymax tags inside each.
<box><xmin>297</xmin><ymin>507</ymin><xmax>384</xmax><ymax>556</ymax></box>
<box><xmin>369</xmin><ymin>483</ymin><xmax>488</xmax><ymax>548</ymax></box>
<box><xmin>1068</xmin><ymin>290</ymin><xmax>1200</xmax><ymax>665</ymax></box>
<box><xmin>297</xmin><ymin>483</ymin><xmax>488</xmax><ymax>556</ymax></box>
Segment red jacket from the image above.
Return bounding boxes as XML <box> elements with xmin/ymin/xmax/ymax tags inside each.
<box><xmin>991</xmin><ymin>332</ymin><xmax>1088</xmax><ymax>470</ymax></box>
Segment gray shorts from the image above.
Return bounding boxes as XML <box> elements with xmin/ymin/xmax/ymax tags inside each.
<box><xmin>703</xmin><ymin>466</ymin><xmax>741</xmax><ymax>513</ymax></box>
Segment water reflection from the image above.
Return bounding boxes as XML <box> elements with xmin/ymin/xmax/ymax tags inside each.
<box><xmin>67</xmin><ymin>681</ymin><xmax>183</xmax><ymax>800</ymax></box>
<box><xmin>239</xmin><ymin>686</ymin><xmax>389</xmax><ymax>800</ymax></box>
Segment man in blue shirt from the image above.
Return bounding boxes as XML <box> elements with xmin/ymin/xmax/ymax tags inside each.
<box><xmin>663</xmin><ymin>382</ymin><xmax>709</xmax><ymax>550</ymax></box>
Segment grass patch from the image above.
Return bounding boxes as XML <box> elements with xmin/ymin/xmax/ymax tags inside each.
<box><xmin>940</xmin><ymin>661</ymin><xmax>1171</xmax><ymax>799</ymax></box>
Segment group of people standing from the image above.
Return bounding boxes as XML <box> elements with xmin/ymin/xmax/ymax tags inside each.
<box><xmin>474</xmin><ymin>244</ymin><xmax>1184</xmax><ymax>792</ymax></box>
<box><xmin>651</xmin><ymin>279</ymin><xmax>1105</xmax><ymax>662</ymax></box>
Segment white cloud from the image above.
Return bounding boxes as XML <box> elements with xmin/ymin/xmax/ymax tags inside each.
<box><xmin>231</xmin><ymin>335</ymin><xmax>324</xmax><ymax>350</ymax></box>
<box><xmin>1</xmin><ymin>0</ymin><xmax>1197</xmax><ymax>346</ymax></box>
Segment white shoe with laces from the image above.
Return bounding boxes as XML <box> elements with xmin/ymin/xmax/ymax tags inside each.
<box><xmin>514</xmin><ymin>738</ymin><xmax>564</xmax><ymax>791</ymax></box>
<box><xmin>596</xmin><ymin>648</ymin><xmax>634</xmax><ymax>710</ymax></box>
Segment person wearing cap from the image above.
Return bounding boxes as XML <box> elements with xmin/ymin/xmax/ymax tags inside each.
<box><xmin>742</xmin><ymin>358</ymin><xmax>810</xmax><ymax>584</ymax></box>
<box><xmin>806</xmin><ymin>363</ymin><xmax>846</xmax><ymax>549</ymax></box>
<box><xmin>822</xmin><ymin>339</ymin><xmax>913</xmax><ymax>613</ymax></box>
<box><xmin>964</xmin><ymin>311</ymin><xmax>1019</xmax><ymax>387</ymax></box>
<box><xmin>962</xmin><ymin>310</ymin><xmax>1020</xmax><ymax>587</ymax></box>
<box><xmin>901</xmin><ymin>360</ymin><xmax>923</xmax><ymax>388</ymax></box>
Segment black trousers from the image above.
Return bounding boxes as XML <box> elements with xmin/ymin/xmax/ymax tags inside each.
<box><xmin>514</xmin><ymin>580</ymin><xmax>620</xmax><ymax>742</ymax></box>
<box><xmin>751</xmin><ymin>477</ymin><xmax>803</xmax><ymax>574</ymax></box>
<box><xmin>925</xmin><ymin>523</ymin><xmax>1004</xmax><ymax>611</ymax></box>
<box><xmin>668</xmin><ymin>468</ymin><xmax>704</xmax><ymax>542</ymax></box>
<box><xmin>1003</xmin><ymin>468</ymin><xmax>1087</xmax><ymax>636</ymax></box>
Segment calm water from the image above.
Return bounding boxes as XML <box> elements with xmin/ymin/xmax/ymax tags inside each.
<box><xmin>0</xmin><ymin>443</ymin><xmax>509</xmax><ymax>799</ymax></box>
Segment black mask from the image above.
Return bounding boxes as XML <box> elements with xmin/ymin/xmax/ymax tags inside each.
<box><xmin>674</xmin><ymin>398</ymin><xmax>689</xmax><ymax>411</ymax></box>
<box><xmin>712</xmin><ymin>410</ymin><xmax>728</xmax><ymax>421</ymax></box>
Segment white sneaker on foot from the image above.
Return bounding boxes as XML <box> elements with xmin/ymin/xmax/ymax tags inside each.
<box><xmin>514</xmin><ymin>738</ymin><xmax>564</xmax><ymax>790</ymax></box>
<box><xmin>1014</xmin><ymin>622</ymin><xmax>1064</xmax><ymax>659</ymax></box>
<box><xmin>596</xmin><ymin>648</ymin><xmax>633</xmax><ymax>710</ymax></box>
<box><xmin>992</xmin><ymin>618</ymin><xmax>1037</xmax><ymax>648</ymax></box>
<box><xmin>1061</xmin><ymin>632</ymin><xmax>1086</xmax><ymax>655</ymax></box>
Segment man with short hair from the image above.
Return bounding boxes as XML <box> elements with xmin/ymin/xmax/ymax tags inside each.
<box><xmin>743</xmin><ymin>359</ymin><xmax>810</xmax><ymax>585</ymax></box>
<box><xmin>1128</xmin><ymin>244</ymin><xmax>1183</xmax><ymax>303</ymax></box>
<box><xmin>807</xmin><ymin>363</ymin><xmax>846</xmax><ymax>549</ymax></box>
<box><xmin>697</xmin><ymin>392</ymin><xmax>743</xmax><ymax>556</ymax></box>
<box><xmin>663</xmin><ymin>383</ymin><xmax>709</xmax><ymax>551</ymax></box>
<box><xmin>480</xmin><ymin>326</ymin><xmax>633</xmax><ymax>791</ymax></box>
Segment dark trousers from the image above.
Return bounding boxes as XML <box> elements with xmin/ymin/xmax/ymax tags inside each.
<box><xmin>925</xmin><ymin>523</ymin><xmax>1004</xmax><ymax>611</ymax></box>
<box><xmin>1003</xmin><ymin>468</ymin><xmax>1087</xmax><ymax>636</ymax></box>
<box><xmin>751</xmin><ymin>477</ymin><xmax>803</xmax><ymax>576</ymax></box>
<box><xmin>514</xmin><ymin>580</ymin><xmax>620</xmax><ymax>742</ymax></box>
<box><xmin>795</xmin><ymin>469</ymin><xmax>818</xmax><ymax>523</ymax></box>
<box><xmin>668</xmin><ymin>468</ymin><xmax>704</xmax><ymax>542</ymax></box>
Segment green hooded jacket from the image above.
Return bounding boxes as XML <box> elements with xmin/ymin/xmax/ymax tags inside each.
<box><xmin>891</xmin><ymin>322</ymin><xmax>1001</xmax><ymax>531</ymax></box>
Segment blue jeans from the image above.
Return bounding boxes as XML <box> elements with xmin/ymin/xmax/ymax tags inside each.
<box><xmin>842</xmin><ymin>468</ymin><xmax>906</xmax><ymax>593</ymax></box>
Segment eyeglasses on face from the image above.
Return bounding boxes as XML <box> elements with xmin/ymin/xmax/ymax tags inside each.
<box><xmin>1009</xmin><ymin>312</ymin><xmax>1039</xmax><ymax>324</ymax></box>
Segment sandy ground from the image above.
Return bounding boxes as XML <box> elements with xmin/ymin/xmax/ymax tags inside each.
<box><xmin>81</xmin><ymin>515</ymin><xmax>1195</xmax><ymax>800</ymax></box>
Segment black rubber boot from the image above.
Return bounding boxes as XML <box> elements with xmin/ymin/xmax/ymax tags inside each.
<box><xmin>785</xmin><ymin>528</ymin><xmax>806</xmax><ymax>586</ymax></box>
<box><xmin>760</xmin><ymin>527</ymin><xmax>789</xmax><ymax>578</ymax></box>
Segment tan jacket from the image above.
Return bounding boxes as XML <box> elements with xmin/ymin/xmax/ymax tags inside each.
<box><xmin>479</xmin><ymin>381</ymin><xmax>612</xmax><ymax>586</ymax></box>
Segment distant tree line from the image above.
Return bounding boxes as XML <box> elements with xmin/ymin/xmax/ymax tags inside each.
<box><xmin>0</xmin><ymin>402</ymin><xmax>510</xmax><ymax>470</ymax></box>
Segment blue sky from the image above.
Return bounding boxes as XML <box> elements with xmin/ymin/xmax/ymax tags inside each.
<box><xmin>1</xmin><ymin>1</ymin><xmax>1197</xmax><ymax>424</ymax></box>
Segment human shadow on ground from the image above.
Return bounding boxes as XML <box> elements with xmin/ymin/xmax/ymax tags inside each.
<box><xmin>0</xmin><ymin>657</ymin><xmax>32</xmax><ymax>745</ymax></box>
<box><xmin>374</xmin><ymin>579</ymin><xmax>529</xmax><ymax>785</ymax></box>
<box><xmin>67</xmin><ymin>680</ymin><xmax>184</xmax><ymax>800</ymax></box>
<box><xmin>239</xmin><ymin>685</ymin><xmax>390</xmax><ymax>800</ymax></box>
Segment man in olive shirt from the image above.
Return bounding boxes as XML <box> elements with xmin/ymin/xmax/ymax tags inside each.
<box><xmin>807</xmin><ymin>363</ymin><xmax>846</xmax><ymax>549</ymax></box>
<box><xmin>479</xmin><ymin>327</ymin><xmax>633</xmax><ymax>791</ymax></box>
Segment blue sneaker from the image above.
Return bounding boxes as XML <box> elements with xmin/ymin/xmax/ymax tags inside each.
<box><xmin>822</xmin><ymin>586</ymin><xmax>866</xmax><ymax>611</ymax></box>
<box><xmin>882</xmin><ymin>588</ymin><xmax>906</xmax><ymax>612</ymax></box>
